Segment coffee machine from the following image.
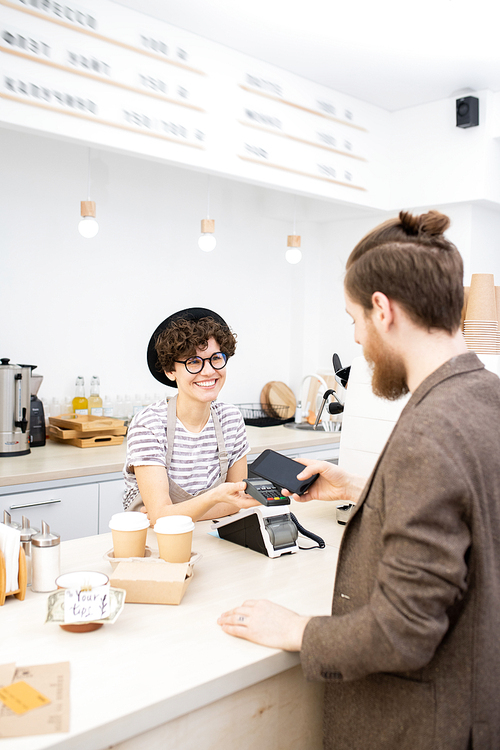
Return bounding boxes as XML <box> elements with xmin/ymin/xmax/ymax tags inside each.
<box><xmin>0</xmin><ymin>358</ymin><xmax>32</xmax><ymax>456</ymax></box>
<box><xmin>29</xmin><ymin>367</ymin><xmax>46</xmax><ymax>447</ymax></box>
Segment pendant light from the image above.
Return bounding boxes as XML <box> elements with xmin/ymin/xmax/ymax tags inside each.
<box><xmin>198</xmin><ymin>177</ymin><xmax>216</xmax><ymax>252</ymax></box>
<box><xmin>78</xmin><ymin>149</ymin><xmax>99</xmax><ymax>238</ymax></box>
<box><xmin>286</xmin><ymin>198</ymin><xmax>302</xmax><ymax>264</ymax></box>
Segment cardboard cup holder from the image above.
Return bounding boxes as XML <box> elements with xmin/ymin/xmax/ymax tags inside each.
<box><xmin>105</xmin><ymin>547</ymin><xmax>201</xmax><ymax>604</ymax></box>
<box><xmin>104</xmin><ymin>546</ymin><xmax>154</xmax><ymax>571</ymax></box>
<box><xmin>103</xmin><ymin>547</ymin><xmax>201</xmax><ymax>570</ymax></box>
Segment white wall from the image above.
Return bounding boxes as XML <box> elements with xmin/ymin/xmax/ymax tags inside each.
<box><xmin>468</xmin><ymin>204</ymin><xmax>500</xmax><ymax>279</ymax></box>
<box><xmin>4</xmin><ymin>88</ymin><xmax>500</xmax><ymax>415</ymax></box>
<box><xmin>1</xmin><ymin>127</ymin><xmax>365</xmax><ymax>409</ymax></box>
<box><xmin>390</xmin><ymin>91</ymin><xmax>494</xmax><ymax>208</ymax></box>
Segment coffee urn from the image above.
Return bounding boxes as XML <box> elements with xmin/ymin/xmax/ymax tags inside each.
<box><xmin>0</xmin><ymin>358</ymin><xmax>32</xmax><ymax>457</ymax></box>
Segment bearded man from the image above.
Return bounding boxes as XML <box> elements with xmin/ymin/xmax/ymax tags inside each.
<box><xmin>218</xmin><ymin>210</ymin><xmax>500</xmax><ymax>750</ymax></box>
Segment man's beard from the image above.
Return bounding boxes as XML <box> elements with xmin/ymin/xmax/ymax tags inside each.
<box><xmin>363</xmin><ymin>319</ymin><xmax>409</xmax><ymax>401</ymax></box>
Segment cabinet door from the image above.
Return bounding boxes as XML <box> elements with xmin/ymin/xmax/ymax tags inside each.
<box><xmin>99</xmin><ymin>479</ymin><xmax>126</xmax><ymax>534</ymax></box>
<box><xmin>1</xmin><ymin>484</ymin><xmax>99</xmax><ymax>541</ymax></box>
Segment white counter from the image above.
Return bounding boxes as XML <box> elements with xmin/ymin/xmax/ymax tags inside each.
<box><xmin>0</xmin><ymin>500</ymin><xmax>344</xmax><ymax>750</ymax></box>
<box><xmin>0</xmin><ymin>426</ymin><xmax>340</xmax><ymax>488</ymax></box>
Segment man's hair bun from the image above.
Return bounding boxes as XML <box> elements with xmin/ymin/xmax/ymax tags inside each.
<box><xmin>399</xmin><ymin>209</ymin><xmax>450</xmax><ymax>238</ymax></box>
<box><xmin>345</xmin><ymin>207</ymin><xmax>463</xmax><ymax>335</ymax></box>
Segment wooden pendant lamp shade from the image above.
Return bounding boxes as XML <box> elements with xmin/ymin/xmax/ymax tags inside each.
<box><xmin>81</xmin><ymin>201</ymin><xmax>96</xmax><ymax>218</ymax></box>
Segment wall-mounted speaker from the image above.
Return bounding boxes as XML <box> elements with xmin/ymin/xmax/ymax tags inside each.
<box><xmin>456</xmin><ymin>96</ymin><xmax>479</xmax><ymax>128</ymax></box>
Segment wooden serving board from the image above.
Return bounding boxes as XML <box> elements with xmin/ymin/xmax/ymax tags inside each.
<box><xmin>260</xmin><ymin>381</ymin><xmax>296</xmax><ymax>419</ymax></box>
<box><xmin>49</xmin><ymin>415</ymin><xmax>126</xmax><ymax>433</ymax></box>
<box><xmin>49</xmin><ymin>425</ymin><xmax>126</xmax><ymax>440</ymax></box>
<box><xmin>260</xmin><ymin>382</ymin><xmax>272</xmax><ymax>415</ymax></box>
<box><xmin>49</xmin><ymin>433</ymin><xmax>125</xmax><ymax>448</ymax></box>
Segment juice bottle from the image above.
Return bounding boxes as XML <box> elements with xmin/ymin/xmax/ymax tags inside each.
<box><xmin>88</xmin><ymin>376</ymin><xmax>103</xmax><ymax>416</ymax></box>
<box><xmin>72</xmin><ymin>376</ymin><xmax>88</xmax><ymax>415</ymax></box>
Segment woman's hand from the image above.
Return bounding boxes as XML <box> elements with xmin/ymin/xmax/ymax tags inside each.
<box><xmin>282</xmin><ymin>458</ymin><xmax>365</xmax><ymax>504</ymax></box>
<box><xmin>218</xmin><ymin>599</ymin><xmax>311</xmax><ymax>651</ymax></box>
<box><xmin>208</xmin><ymin>481</ymin><xmax>259</xmax><ymax>511</ymax></box>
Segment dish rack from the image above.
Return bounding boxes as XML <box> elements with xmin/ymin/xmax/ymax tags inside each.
<box><xmin>237</xmin><ymin>404</ymin><xmax>295</xmax><ymax>427</ymax></box>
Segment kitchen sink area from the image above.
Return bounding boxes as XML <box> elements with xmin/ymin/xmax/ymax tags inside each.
<box><xmin>284</xmin><ymin>422</ymin><xmax>319</xmax><ymax>431</ymax></box>
<box><xmin>284</xmin><ymin>422</ymin><xmax>341</xmax><ymax>433</ymax></box>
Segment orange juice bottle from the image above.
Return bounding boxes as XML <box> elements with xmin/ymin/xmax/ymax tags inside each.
<box><xmin>72</xmin><ymin>376</ymin><xmax>88</xmax><ymax>415</ymax></box>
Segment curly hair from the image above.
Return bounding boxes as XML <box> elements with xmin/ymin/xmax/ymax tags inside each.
<box><xmin>345</xmin><ymin>210</ymin><xmax>463</xmax><ymax>334</ymax></box>
<box><xmin>154</xmin><ymin>317</ymin><xmax>237</xmax><ymax>375</ymax></box>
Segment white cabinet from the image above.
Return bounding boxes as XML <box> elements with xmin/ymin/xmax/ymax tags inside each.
<box><xmin>0</xmin><ymin>473</ymin><xmax>125</xmax><ymax>541</ymax></box>
<box><xmin>98</xmin><ymin>478</ymin><xmax>125</xmax><ymax>534</ymax></box>
<box><xmin>1</xmin><ymin>484</ymin><xmax>99</xmax><ymax>541</ymax></box>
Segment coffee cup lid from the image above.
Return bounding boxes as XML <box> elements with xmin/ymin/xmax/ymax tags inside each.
<box><xmin>109</xmin><ymin>512</ymin><xmax>150</xmax><ymax>531</ymax></box>
<box><xmin>154</xmin><ymin>515</ymin><xmax>195</xmax><ymax>534</ymax></box>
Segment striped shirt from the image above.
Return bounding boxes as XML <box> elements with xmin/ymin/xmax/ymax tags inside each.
<box><xmin>123</xmin><ymin>399</ymin><xmax>249</xmax><ymax>508</ymax></box>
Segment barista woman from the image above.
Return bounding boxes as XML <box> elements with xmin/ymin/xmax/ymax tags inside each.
<box><xmin>123</xmin><ymin>308</ymin><xmax>257</xmax><ymax>525</ymax></box>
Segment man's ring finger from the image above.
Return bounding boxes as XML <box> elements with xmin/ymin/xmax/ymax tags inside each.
<box><xmin>238</xmin><ymin>615</ymin><xmax>245</xmax><ymax>623</ymax></box>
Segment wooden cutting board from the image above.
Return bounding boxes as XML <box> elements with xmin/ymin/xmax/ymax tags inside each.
<box><xmin>49</xmin><ymin>415</ymin><xmax>126</xmax><ymax>433</ymax></box>
<box><xmin>49</xmin><ymin>425</ymin><xmax>127</xmax><ymax>440</ymax></box>
<box><xmin>260</xmin><ymin>381</ymin><xmax>296</xmax><ymax>420</ymax></box>
<box><xmin>49</xmin><ymin>432</ymin><xmax>125</xmax><ymax>448</ymax></box>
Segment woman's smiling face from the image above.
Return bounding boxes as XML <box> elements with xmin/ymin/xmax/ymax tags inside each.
<box><xmin>166</xmin><ymin>337</ymin><xmax>227</xmax><ymax>403</ymax></box>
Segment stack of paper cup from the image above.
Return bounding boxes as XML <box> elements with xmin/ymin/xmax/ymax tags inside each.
<box><xmin>154</xmin><ymin>516</ymin><xmax>195</xmax><ymax>563</ymax></box>
<box><xmin>109</xmin><ymin>512</ymin><xmax>149</xmax><ymax>558</ymax></box>
<box><xmin>460</xmin><ymin>286</ymin><xmax>470</xmax><ymax>332</ymax></box>
<box><xmin>463</xmin><ymin>274</ymin><xmax>500</xmax><ymax>354</ymax></box>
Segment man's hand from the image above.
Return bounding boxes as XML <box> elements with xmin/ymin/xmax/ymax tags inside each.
<box><xmin>217</xmin><ymin>599</ymin><xmax>311</xmax><ymax>651</ymax></box>
<box><xmin>282</xmin><ymin>458</ymin><xmax>365</xmax><ymax>504</ymax></box>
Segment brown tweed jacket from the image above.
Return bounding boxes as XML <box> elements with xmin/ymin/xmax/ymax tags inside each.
<box><xmin>301</xmin><ymin>352</ymin><xmax>500</xmax><ymax>750</ymax></box>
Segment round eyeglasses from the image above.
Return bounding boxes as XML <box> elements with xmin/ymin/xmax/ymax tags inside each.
<box><xmin>175</xmin><ymin>352</ymin><xmax>228</xmax><ymax>374</ymax></box>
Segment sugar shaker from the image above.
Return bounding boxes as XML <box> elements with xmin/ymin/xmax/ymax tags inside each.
<box><xmin>2</xmin><ymin>510</ymin><xmax>20</xmax><ymax>530</ymax></box>
<box><xmin>31</xmin><ymin>520</ymin><xmax>61</xmax><ymax>592</ymax></box>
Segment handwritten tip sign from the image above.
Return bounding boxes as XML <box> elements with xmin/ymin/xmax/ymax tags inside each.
<box><xmin>63</xmin><ymin>584</ymin><xmax>110</xmax><ymax>624</ymax></box>
<box><xmin>0</xmin><ymin>681</ymin><xmax>51</xmax><ymax>715</ymax></box>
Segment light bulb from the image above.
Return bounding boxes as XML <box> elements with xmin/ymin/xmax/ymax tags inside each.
<box><xmin>198</xmin><ymin>233</ymin><xmax>216</xmax><ymax>252</ymax></box>
<box><xmin>78</xmin><ymin>216</ymin><xmax>99</xmax><ymax>238</ymax></box>
<box><xmin>285</xmin><ymin>247</ymin><xmax>302</xmax><ymax>264</ymax></box>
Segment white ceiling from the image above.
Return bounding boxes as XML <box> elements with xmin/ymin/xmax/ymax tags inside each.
<box><xmin>112</xmin><ymin>0</ymin><xmax>500</xmax><ymax>111</ymax></box>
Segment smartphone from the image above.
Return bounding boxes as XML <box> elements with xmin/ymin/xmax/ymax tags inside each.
<box><xmin>250</xmin><ymin>449</ymin><xmax>319</xmax><ymax>495</ymax></box>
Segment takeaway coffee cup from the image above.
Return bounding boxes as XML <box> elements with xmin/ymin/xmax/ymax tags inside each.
<box><xmin>154</xmin><ymin>515</ymin><xmax>195</xmax><ymax>563</ymax></box>
<box><xmin>109</xmin><ymin>512</ymin><xmax>149</xmax><ymax>558</ymax></box>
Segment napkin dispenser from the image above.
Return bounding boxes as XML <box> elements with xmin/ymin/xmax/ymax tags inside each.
<box><xmin>211</xmin><ymin>479</ymin><xmax>299</xmax><ymax>558</ymax></box>
<box><xmin>0</xmin><ymin>522</ymin><xmax>27</xmax><ymax>605</ymax></box>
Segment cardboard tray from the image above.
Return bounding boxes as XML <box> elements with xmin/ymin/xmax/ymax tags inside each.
<box><xmin>49</xmin><ymin>414</ymin><xmax>126</xmax><ymax>433</ymax></box>
<box><xmin>109</xmin><ymin>560</ymin><xmax>193</xmax><ymax>605</ymax></box>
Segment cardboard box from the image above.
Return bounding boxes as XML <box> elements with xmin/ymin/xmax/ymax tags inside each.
<box><xmin>109</xmin><ymin>560</ymin><xmax>193</xmax><ymax>605</ymax></box>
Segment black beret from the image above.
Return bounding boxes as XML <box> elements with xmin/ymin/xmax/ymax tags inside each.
<box><xmin>147</xmin><ymin>307</ymin><xmax>228</xmax><ymax>387</ymax></box>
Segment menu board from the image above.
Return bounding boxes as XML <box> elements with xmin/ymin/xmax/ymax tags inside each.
<box><xmin>236</xmin><ymin>72</ymin><xmax>369</xmax><ymax>193</ymax></box>
<box><xmin>0</xmin><ymin>0</ymin><xmax>381</xmax><ymax>205</ymax></box>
